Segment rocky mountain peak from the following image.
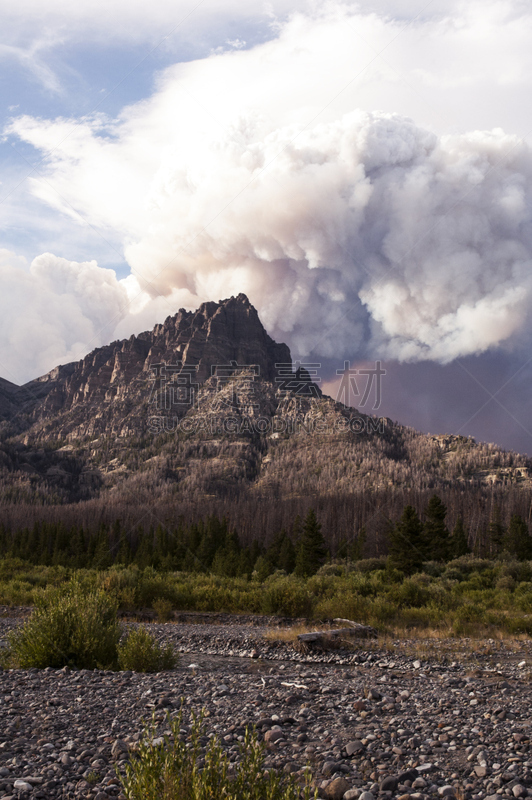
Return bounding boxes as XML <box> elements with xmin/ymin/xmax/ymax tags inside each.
<box><xmin>6</xmin><ymin>294</ymin><xmax>301</xmax><ymax>438</ymax></box>
<box><xmin>142</xmin><ymin>292</ymin><xmax>291</xmax><ymax>384</ymax></box>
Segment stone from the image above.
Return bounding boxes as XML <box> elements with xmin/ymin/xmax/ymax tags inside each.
<box><xmin>264</xmin><ymin>729</ymin><xmax>284</xmax><ymax>744</ymax></box>
<box><xmin>512</xmin><ymin>785</ymin><xmax>526</xmax><ymax>798</ymax></box>
<box><xmin>322</xmin><ymin>777</ymin><xmax>351</xmax><ymax>800</ymax></box>
<box><xmin>438</xmin><ymin>786</ymin><xmax>456</xmax><ymax>797</ymax></box>
<box><xmin>358</xmin><ymin>792</ymin><xmax>375</xmax><ymax>800</ymax></box>
<box><xmin>346</xmin><ymin>741</ymin><xmax>364</xmax><ymax>756</ymax></box>
<box><xmin>14</xmin><ymin>780</ymin><xmax>33</xmax><ymax>791</ymax></box>
<box><xmin>344</xmin><ymin>791</ymin><xmax>360</xmax><ymax>800</ymax></box>
<box><xmin>283</xmin><ymin>762</ymin><xmax>299</xmax><ymax>774</ymax></box>
<box><xmin>380</xmin><ymin>776</ymin><xmax>398</xmax><ymax>792</ymax></box>
<box><xmin>111</xmin><ymin>740</ymin><xmax>129</xmax><ymax>759</ymax></box>
<box><xmin>398</xmin><ymin>769</ymin><xmax>419</xmax><ymax>784</ymax></box>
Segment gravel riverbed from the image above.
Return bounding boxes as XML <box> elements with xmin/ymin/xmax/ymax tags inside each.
<box><xmin>1</xmin><ymin>612</ymin><xmax>532</xmax><ymax>800</ymax></box>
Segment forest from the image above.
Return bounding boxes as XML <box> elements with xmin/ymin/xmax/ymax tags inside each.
<box><xmin>0</xmin><ymin>495</ymin><xmax>530</xmax><ymax>577</ymax></box>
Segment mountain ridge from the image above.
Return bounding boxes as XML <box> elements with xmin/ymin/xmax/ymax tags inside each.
<box><xmin>0</xmin><ymin>294</ymin><xmax>530</xmax><ymax>531</ymax></box>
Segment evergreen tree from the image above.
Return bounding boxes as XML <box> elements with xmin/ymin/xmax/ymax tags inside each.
<box><xmin>92</xmin><ymin>526</ymin><xmax>113</xmax><ymax>569</ymax></box>
<box><xmin>116</xmin><ymin>534</ymin><xmax>132</xmax><ymax>566</ymax></box>
<box><xmin>236</xmin><ymin>547</ymin><xmax>254</xmax><ymax>578</ymax></box>
<box><xmin>135</xmin><ymin>528</ymin><xmax>155</xmax><ymax>569</ymax></box>
<box><xmin>424</xmin><ymin>495</ymin><xmax>450</xmax><ymax>561</ymax></box>
<box><xmin>505</xmin><ymin>515</ymin><xmax>532</xmax><ymax>560</ymax></box>
<box><xmin>278</xmin><ymin>534</ymin><xmax>296</xmax><ymax>573</ymax></box>
<box><xmin>182</xmin><ymin>523</ymin><xmax>203</xmax><ymax>572</ymax></box>
<box><xmin>253</xmin><ymin>554</ymin><xmax>273</xmax><ymax>582</ymax></box>
<box><xmin>388</xmin><ymin>505</ymin><xmax>427</xmax><ymax>575</ymax></box>
<box><xmin>211</xmin><ymin>527</ymin><xmax>241</xmax><ymax>577</ymax></box>
<box><xmin>488</xmin><ymin>505</ymin><xmax>506</xmax><ymax>557</ymax></box>
<box><xmin>294</xmin><ymin>509</ymin><xmax>327</xmax><ymax>577</ymax></box>
<box><xmin>265</xmin><ymin>530</ymin><xmax>287</xmax><ymax>571</ymax></box>
<box><xmin>449</xmin><ymin>517</ymin><xmax>470</xmax><ymax>558</ymax></box>
<box><xmin>266</xmin><ymin>530</ymin><xmax>295</xmax><ymax>573</ymax></box>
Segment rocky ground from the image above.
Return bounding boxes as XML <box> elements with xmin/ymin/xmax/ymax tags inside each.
<box><xmin>1</xmin><ymin>612</ymin><xmax>532</xmax><ymax>800</ymax></box>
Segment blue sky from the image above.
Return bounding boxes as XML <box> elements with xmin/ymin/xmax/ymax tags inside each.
<box><xmin>2</xmin><ymin>0</ymin><xmax>532</xmax><ymax>454</ymax></box>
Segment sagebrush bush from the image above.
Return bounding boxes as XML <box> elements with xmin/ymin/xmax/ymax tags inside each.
<box><xmin>261</xmin><ymin>576</ymin><xmax>314</xmax><ymax>617</ymax></box>
<box><xmin>118</xmin><ymin>626</ymin><xmax>177</xmax><ymax>672</ymax></box>
<box><xmin>121</xmin><ymin>711</ymin><xmax>316</xmax><ymax>800</ymax></box>
<box><xmin>153</xmin><ymin>597</ymin><xmax>174</xmax><ymax>622</ymax></box>
<box><xmin>5</xmin><ymin>581</ymin><xmax>121</xmax><ymax>669</ymax></box>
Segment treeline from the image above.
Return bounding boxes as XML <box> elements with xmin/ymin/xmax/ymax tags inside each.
<box><xmin>2</xmin><ymin>481</ymin><xmax>532</xmax><ymax>556</ymax></box>
<box><xmin>388</xmin><ymin>497</ymin><xmax>532</xmax><ymax>574</ymax></box>
<box><xmin>1</xmin><ymin>495</ymin><xmax>532</xmax><ymax>578</ymax></box>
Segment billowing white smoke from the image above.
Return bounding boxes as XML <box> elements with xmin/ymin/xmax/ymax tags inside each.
<box><xmin>0</xmin><ymin>250</ymin><xmax>129</xmax><ymax>383</ymax></box>
<box><xmin>119</xmin><ymin>111</ymin><xmax>532</xmax><ymax>364</ymax></box>
<box><xmin>8</xmin><ymin>110</ymin><xmax>532</xmax><ymax>377</ymax></box>
<box><xmin>5</xmin><ymin>3</ymin><xmax>532</xmax><ymax>379</ymax></box>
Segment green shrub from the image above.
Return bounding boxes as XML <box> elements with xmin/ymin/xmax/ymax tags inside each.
<box><xmin>354</xmin><ymin>557</ymin><xmax>387</xmax><ymax>573</ymax></box>
<box><xmin>496</xmin><ymin>575</ymin><xmax>516</xmax><ymax>591</ymax></box>
<box><xmin>121</xmin><ymin>711</ymin><xmax>316</xmax><ymax>800</ymax></box>
<box><xmin>388</xmin><ymin>577</ymin><xmax>431</xmax><ymax>608</ymax></box>
<box><xmin>421</xmin><ymin>561</ymin><xmax>444</xmax><ymax>577</ymax></box>
<box><xmin>261</xmin><ymin>577</ymin><xmax>314</xmax><ymax>617</ymax></box>
<box><xmin>153</xmin><ymin>598</ymin><xmax>174</xmax><ymax>622</ymax></box>
<box><xmin>118</xmin><ymin>627</ymin><xmax>177</xmax><ymax>672</ymax></box>
<box><xmin>315</xmin><ymin>562</ymin><xmax>345</xmax><ymax>578</ymax></box>
<box><xmin>5</xmin><ymin>581</ymin><xmax>121</xmax><ymax>669</ymax></box>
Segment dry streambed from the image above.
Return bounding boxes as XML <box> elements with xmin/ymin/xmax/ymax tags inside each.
<box><xmin>0</xmin><ymin>613</ymin><xmax>532</xmax><ymax>800</ymax></box>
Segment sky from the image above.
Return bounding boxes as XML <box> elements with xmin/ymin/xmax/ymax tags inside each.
<box><xmin>2</xmin><ymin>0</ymin><xmax>532</xmax><ymax>453</ymax></box>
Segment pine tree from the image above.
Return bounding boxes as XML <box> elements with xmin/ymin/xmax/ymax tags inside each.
<box><xmin>116</xmin><ymin>535</ymin><xmax>132</xmax><ymax>566</ymax></box>
<box><xmin>266</xmin><ymin>530</ymin><xmax>287</xmax><ymax>571</ymax></box>
<box><xmin>505</xmin><ymin>515</ymin><xmax>532</xmax><ymax>560</ymax></box>
<box><xmin>294</xmin><ymin>509</ymin><xmax>327</xmax><ymax>577</ymax></box>
<box><xmin>236</xmin><ymin>547</ymin><xmax>254</xmax><ymax>578</ymax></box>
<box><xmin>488</xmin><ymin>505</ymin><xmax>506</xmax><ymax>557</ymax></box>
<box><xmin>253</xmin><ymin>554</ymin><xmax>273</xmax><ymax>582</ymax></box>
<box><xmin>449</xmin><ymin>517</ymin><xmax>470</xmax><ymax>558</ymax></box>
<box><xmin>92</xmin><ymin>526</ymin><xmax>113</xmax><ymax>569</ymax></box>
<box><xmin>424</xmin><ymin>495</ymin><xmax>450</xmax><ymax>561</ymax></box>
<box><xmin>388</xmin><ymin>505</ymin><xmax>427</xmax><ymax>575</ymax></box>
<box><xmin>278</xmin><ymin>534</ymin><xmax>296</xmax><ymax>573</ymax></box>
<box><xmin>211</xmin><ymin>527</ymin><xmax>241</xmax><ymax>577</ymax></box>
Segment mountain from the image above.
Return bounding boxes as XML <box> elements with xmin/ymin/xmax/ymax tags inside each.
<box><xmin>0</xmin><ymin>294</ymin><xmax>530</xmax><ymax>540</ymax></box>
<box><xmin>4</xmin><ymin>293</ymin><xmax>293</xmax><ymax>441</ymax></box>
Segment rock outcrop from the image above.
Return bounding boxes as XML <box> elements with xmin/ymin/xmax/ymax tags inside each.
<box><xmin>2</xmin><ymin>294</ymin><xmax>302</xmax><ymax>440</ymax></box>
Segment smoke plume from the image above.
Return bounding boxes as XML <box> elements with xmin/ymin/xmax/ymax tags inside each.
<box><xmin>4</xmin><ymin>3</ymin><xmax>532</xmax><ymax>381</ymax></box>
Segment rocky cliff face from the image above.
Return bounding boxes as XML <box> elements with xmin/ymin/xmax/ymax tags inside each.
<box><xmin>3</xmin><ymin>294</ymin><xmax>299</xmax><ymax>441</ymax></box>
